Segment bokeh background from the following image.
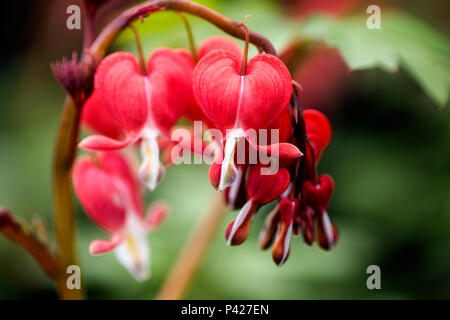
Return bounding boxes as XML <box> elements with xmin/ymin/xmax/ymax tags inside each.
<box><xmin>0</xmin><ymin>0</ymin><xmax>449</xmax><ymax>299</ymax></box>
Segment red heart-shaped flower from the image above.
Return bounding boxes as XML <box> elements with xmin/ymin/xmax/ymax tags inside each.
<box><xmin>193</xmin><ymin>51</ymin><xmax>293</xmax><ymax>135</ymax></box>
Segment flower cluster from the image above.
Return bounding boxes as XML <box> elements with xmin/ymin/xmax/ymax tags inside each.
<box><xmin>190</xmin><ymin>36</ymin><xmax>338</xmax><ymax>266</ymax></box>
<box><xmin>72</xmin><ymin>30</ymin><xmax>338</xmax><ymax>280</ymax></box>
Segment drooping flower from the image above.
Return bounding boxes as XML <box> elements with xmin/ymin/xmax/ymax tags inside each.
<box><xmin>254</xmin><ymin>108</ymin><xmax>338</xmax><ymax>265</ymax></box>
<box><xmin>303</xmin><ymin>174</ymin><xmax>338</xmax><ymax>250</ymax></box>
<box><xmin>79</xmin><ymin>48</ymin><xmax>194</xmax><ymax>190</ymax></box>
<box><xmin>193</xmin><ymin>49</ymin><xmax>301</xmax><ymax>190</ymax></box>
<box><xmin>72</xmin><ymin>152</ymin><xmax>168</xmax><ymax>281</ymax></box>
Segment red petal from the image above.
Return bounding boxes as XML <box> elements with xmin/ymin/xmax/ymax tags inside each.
<box><xmin>303</xmin><ymin>174</ymin><xmax>335</xmax><ymax>211</ymax></box>
<box><xmin>268</xmin><ymin>108</ymin><xmax>294</xmax><ymax>143</ymax></box>
<box><xmin>239</xmin><ymin>54</ymin><xmax>293</xmax><ymax>131</ymax></box>
<box><xmin>98</xmin><ymin>152</ymin><xmax>143</xmax><ymax>216</ymax></box>
<box><xmin>79</xmin><ymin>134</ymin><xmax>136</xmax><ymax>152</ymax></box>
<box><xmin>81</xmin><ymin>91</ymin><xmax>124</xmax><ymax>140</ymax></box>
<box><xmin>94</xmin><ymin>52</ymin><xmax>148</xmax><ymax>135</ymax></box>
<box><xmin>248</xmin><ymin>140</ymin><xmax>302</xmax><ymax>162</ymax></box>
<box><xmin>193</xmin><ymin>51</ymin><xmax>292</xmax><ymax>134</ymax></box>
<box><xmin>89</xmin><ymin>234</ymin><xmax>123</xmax><ymax>255</ymax></box>
<box><xmin>208</xmin><ymin>160</ymin><xmax>222</xmax><ymax>189</ymax></box>
<box><xmin>147</xmin><ymin>48</ymin><xmax>194</xmax><ymax>135</ymax></box>
<box><xmin>246</xmin><ymin>166</ymin><xmax>290</xmax><ymax>205</ymax></box>
<box><xmin>73</xmin><ymin>156</ymin><xmax>127</xmax><ymax>233</ymax></box>
<box><xmin>303</xmin><ymin>109</ymin><xmax>332</xmax><ymax>162</ymax></box>
<box><xmin>193</xmin><ymin>50</ymin><xmax>242</xmax><ymax>132</ymax></box>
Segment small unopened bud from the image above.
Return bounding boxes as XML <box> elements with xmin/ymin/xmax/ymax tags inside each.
<box><xmin>51</xmin><ymin>52</ymin><xmax>97</xmax><ymax>106</ymax></box>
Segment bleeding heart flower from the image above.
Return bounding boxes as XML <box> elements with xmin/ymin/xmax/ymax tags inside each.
<box><xmin>72</xmin><ymin>152</ymin><xmax>168</xmax><ymax>281</ymax></box>
<box><xmin>225</xmin><ymin>165</ymin><xmax>290</xmax><ymax>246</ymax></box>
<box><xmin>303</xmin><ymin>174</ymin><xmax>338</xmax><ymax>250</ymax></box>
<box><xmin>79</xmin><ymin>48</ymin><xmax>193</xmax><ymax>190</ymax></box>
<box><xmin>193</xmin><ymin>49</ymin><xmax>301</xmax><ymax>190</ymax></box>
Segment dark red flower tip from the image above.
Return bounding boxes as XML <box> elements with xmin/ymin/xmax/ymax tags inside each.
<box><xmin>224</xmin><ymin>165</ymin><xmax>248</xmax><ymax>210</ymax></box>
<box><xmin>299</xmin><ymin>205</ymin><xmax>315</xmax><ymax>245</ymax></box>
<box><xmin>225</xmin><ymin>199</ymin><xmax>257</xmax><ymax>246</ymax></box>
<box><xmin>303</xmin><ymin>174</ymin><xmax>335</xmax><ymax>211</ymax></box>
<box><xmin>246</xmin><ymin>166</ymin><xmax>291</xmax><ymax>206</ymax></box>
<box><xmin>317</xmin><ymin>211</ymin><xmax>339</xmax><ymax>250</ymax></box>
<box><xmin>272</xmin><ymin>197</ymin><xmax>298</xmax><ymax>266</ymax></box>
<box><xmin>259</xmin><ymin>204</ymin><xmax>280</xmax><ymax>250</ymax></box>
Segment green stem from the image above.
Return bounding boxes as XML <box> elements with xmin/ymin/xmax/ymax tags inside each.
<box><xmin>177</xmin><ymin>12</ymin><xmax>198</xmax><ymax>62</ymax></box>
<box><xmin>129</xmin><ymin>24</ymin><xmax>148</xmax><ymax>74</ymax></box>
<box><xmin>52</xmin><ymin>96</ymin><xmax>84</xmax><ymax>300</ymax></box>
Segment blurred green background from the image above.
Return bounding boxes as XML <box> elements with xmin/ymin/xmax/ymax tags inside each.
<box><xmin>0</xmin><ymin>0</ymin><xmax>449</xmax><ymax>299</ymax></box>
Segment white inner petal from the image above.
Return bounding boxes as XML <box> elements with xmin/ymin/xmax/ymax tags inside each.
<box><xmin>279</xmin><ymin>222</ymin><xmax>293</xmax><ymax>266</ymax></box>
<box><xmin>226</xmin><ymin>199</ymin><xmax>253</xmax><ymax>246</ymax></box>
<box><xmin>114</xmin><ymin>214</ymin><xmax>150</xmax><ymax>282</ymax></box>
<box><xmin>322</xmin><ymin>211</ymin><xmax>334</xmax><ymax>247</ymax></box>
<box><xmin>139</xmin><ymin>128</ymin><xmax>163</xmax><ymax>191</ymax></box>
<box><xmin>219</xmin><ymin>129</ymin><xmax>245</xmax><ymax>191</ymax></box>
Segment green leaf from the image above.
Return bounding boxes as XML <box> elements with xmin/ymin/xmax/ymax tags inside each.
<box><xmin>299</xmin><ymin>12</ymin><xmax>450</xmax><ymax>108</ymax></box>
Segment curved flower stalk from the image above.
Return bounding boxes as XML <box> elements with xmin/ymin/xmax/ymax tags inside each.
<box><xmin>79</xmin><ymin>49</ymin><xmax>193</xmax><ymax>191</ymax></box>
<box><xmin>73</xmin><ymin>152</ymin><xmax>168</xmax><ymax>281</ymax></box>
